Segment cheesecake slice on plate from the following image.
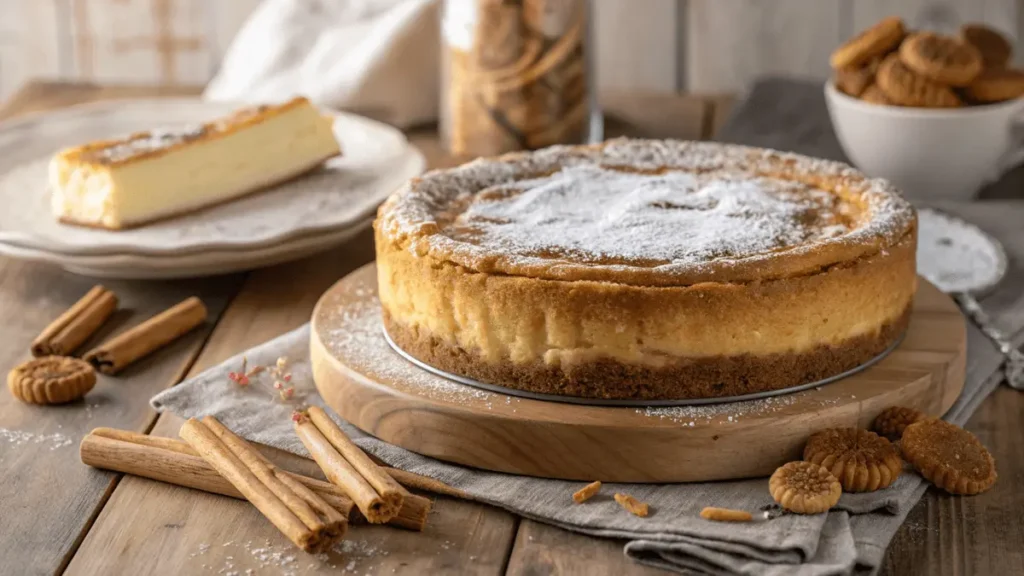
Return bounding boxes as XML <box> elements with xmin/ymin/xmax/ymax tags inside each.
<box><xmin>49</xmin><ymin>96</ymin><xmax>342</xmax><ymax>230</ymax></box>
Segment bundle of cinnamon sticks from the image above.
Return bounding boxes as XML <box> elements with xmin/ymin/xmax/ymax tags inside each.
<box><xmin>294</xmin><ymin>407</ymin><xmax>410</xmax><ymax>524</ymax></box>
<box><xmin>81</xmin><ymin>411</ymin><xmax>447</xmax><ymax>554</ymax></box>
<box><xmin>30</xmin><ymin>284</ymin><xmax>207</xmax><ymax>374</ymax></box>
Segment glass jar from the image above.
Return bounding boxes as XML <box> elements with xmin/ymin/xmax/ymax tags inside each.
<box><xmin>440</xmin><ymin>0</ymin><xmax>599</xmax><ymax>157</ymax></box>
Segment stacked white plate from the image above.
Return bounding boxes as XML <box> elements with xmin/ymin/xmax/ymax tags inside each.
<box><xmin>0</xmin><ymin>99</ymin><xmax>425</xmax><ymax>279</ymax></box>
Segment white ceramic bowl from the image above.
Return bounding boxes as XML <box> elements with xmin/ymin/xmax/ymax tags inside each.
<box><xmin>825</xmin><ymin>82</ymin><xmax>1024</xmax><ymax>200</ymax></box>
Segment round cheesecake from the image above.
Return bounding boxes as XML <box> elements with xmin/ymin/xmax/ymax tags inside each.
<box><xmin>374</xmin><ymin>139</ymin><xmax>917</xmax><ymax>400</ymax></box>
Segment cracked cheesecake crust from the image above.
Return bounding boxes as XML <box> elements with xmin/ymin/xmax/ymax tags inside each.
<box><xmin>374</xmin><ymin>138</ymin><xmax>917</xmax><ymax>400</ymax></box>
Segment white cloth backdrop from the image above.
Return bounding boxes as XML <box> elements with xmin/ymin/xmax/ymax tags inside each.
<box><xmin>206</xmin><ymin>0</ymin><xmax>439</xmax><ymax>128</ymax></box>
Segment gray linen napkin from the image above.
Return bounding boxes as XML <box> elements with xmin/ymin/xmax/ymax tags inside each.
<box><xmin>152</xmin><ymin>307</ymin><xmax>1003</xmax><ymax>576</ymax></box>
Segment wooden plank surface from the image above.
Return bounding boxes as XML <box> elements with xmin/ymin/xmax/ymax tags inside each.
<box><xmin>506</xmin><ymin>520</ymin><xmax>668</xmax><ymax>576</ymax></box>
<box><xmin>2</xmin><ymin>81</ymin><xmax>1021</xmax><ymax>576</ymax></box>
<box><xmin>0</xmin><ymin>172</ymin><xmax>241</xmax><ymax>576</ymax></box>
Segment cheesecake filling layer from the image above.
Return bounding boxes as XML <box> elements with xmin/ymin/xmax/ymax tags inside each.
<box><xmin>50</xmin><ymin>99</ymin><xmax>340</xmax><ymax>229</ymax></box>
<box><xmin>377</xmin><ymin>229</ymin><xmax>916</xmax><ymax>371</ymax></box>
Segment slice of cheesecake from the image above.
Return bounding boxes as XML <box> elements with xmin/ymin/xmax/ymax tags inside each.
<box><xmin>50</xmin><ymin>96</ymin><xmax>342</xmax><ymax>230</ymax></box>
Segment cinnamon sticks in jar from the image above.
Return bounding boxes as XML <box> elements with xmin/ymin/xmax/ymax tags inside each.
<box><xmin>295</xmin><ymin>406</ymin><xmax>409</xmax><ymax>524</ymax></box>
<box><xmin>180</xmin><ymin>416</ymin><xmax>348</xmax><ymax>553</ymax></box>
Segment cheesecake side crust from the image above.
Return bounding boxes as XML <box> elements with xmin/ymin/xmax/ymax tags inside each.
<box><xmin>381</xmin><ymin>303</ymin><xmax>912</xmax><ymax>401</ymax></box>
<box><xmin>375</xmin><ymin>223</ymin><xmax>918</xmax><ymax>400</ymax></box>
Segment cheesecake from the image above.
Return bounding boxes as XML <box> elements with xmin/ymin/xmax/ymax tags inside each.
<box><xmin>50</xmin><ymin>97</ymin><xmax>341</xmax><ymax>229</ymax></box>
<box><xmin>374</xmin><ymin>138</ymin><xmax>918</xmax><ymax>401</ymax></box>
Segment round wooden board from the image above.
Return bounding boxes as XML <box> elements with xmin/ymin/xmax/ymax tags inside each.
<box><xmin>312</xmin><ymin>263</ymin><xmax>966</xmax><ymax>483</ymax></box>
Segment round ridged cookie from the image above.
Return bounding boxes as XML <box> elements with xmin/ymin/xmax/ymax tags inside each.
<box><xmin>835</xmin><ymin>58</ymin><xmax>880</xmax><ymax>97</ymax></box>
<box><xmin>8</xmin><ymin>356</ymin><xmax>96</xmax><ymax>404</ymax></box>
<box><xmin>899</xmin><ymin>32</ymin><xmax>982</xmax><ymax>86</ymax></box>
<box><xmin>877</xmin><ymin>54</ymin><xmax>962</xmax><ymax>108</ymax></box>
<box><xmin>769</xmin><ymin>461</ymin><xmax>842</xmax><ymax>514</ymax></box>
<box><xmin>902</xmin><ymin>419</ymin><xmax>996</xmax><ymax>495</ymax></box>
<box><xmin>960</xmin><ymin>24</ymin><xmax>1012</xmax><ymax>69</ymax></box>
<box><xmin>835</xmin><ymin>66</ymin><xmax>873</xmax><ymax>97</ymax></box>
<box><xmin>965</xmin><ymin>68</ymin><xmax>1024</xmax><ymax>103</ymax></box>
<box><xmin>804</xmin><ymin>428</ymin><xmax>902</xmax><ymax>492</ymax></box>
<box><xmin>860</xmin><ymin>83</ymin><xmax>892</xmax><ymax>105</ymax></box>
<box><xmin>831</xmin><ymin>16</ymin><xmax>905</xmax><ymax>70</ymax></box>
<box><xmin>872</xmin><ymin>406</ymin><xmax>925</xmax><ymax>439</ymax></box>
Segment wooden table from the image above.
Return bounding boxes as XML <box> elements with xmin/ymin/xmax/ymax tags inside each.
<box><xmin>1</xmin><ymin>81</ymin><xmax>1021</xmax><ymax>576</ymax></box>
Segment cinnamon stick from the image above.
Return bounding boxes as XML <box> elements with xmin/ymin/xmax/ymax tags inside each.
<box><xmin>180</xmin><ymin>417</ymin><xmax>346</xmax><ymax>552</ymax></box>
<box><xmin>305</xmin><ymin>407</ymin><xmax>408</xmax><ymax>515</ymax></box>
<box><xmin>295</xmin><ymin>416</ymin><xmax>395</xmax><ymax>523</ymax></box>
<box><xmin>80</xmin><ymin>428</ymin><xmax>433</xmax><ymax>530</ymax></box>
<box><xmin>84</xmin><ymin>297</ymin><xmax>206</xmax><ymax>374</ymax></box>
<box><xmin>81</xmin><ymin>431</ymin><xmax>353</xmax><ymax>513</ymax></box>
<box><xmin>382</xmin><ymin>467</ymin><xmax>468</xmax><ymax>499</ymax></box>
<box><xmin>90</xmin><ymin>426</ymin><xmax>198</xmax><ymax>456</ymax></box>
<box><xmin>32</xmin><ymin>285</ymin><xmax>117</xmax><ymax>357</ymax></box>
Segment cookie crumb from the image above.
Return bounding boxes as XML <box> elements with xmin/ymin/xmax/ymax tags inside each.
<box><xmin>614</xmin><ymin>493</ymin><xmax>649</xmax><ymax>517</ymax></box>
<box><xmin>572</xmin><ymin>481</ymin><xmax>602</xmax><ymax>503</ymax></box>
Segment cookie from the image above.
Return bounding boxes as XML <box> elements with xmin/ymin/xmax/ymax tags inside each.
<box><xmin>8</xmin><ymin>356</ymin><xmax>96</xmax><ymax>404</ymax></box>
<box><xmin>835</xmin><ymin>59</ymin><xmax>878</xmax><ymax>97</ymax></box>
<box><xmin>877</xmin><ymin>53</ymin><xmax>962</xmax><ymax>107</ymax></box>
<box><xmin>902</xmin><ymin>419</ymin><xmax>996</xmax><ymax>495</ymax></box>
<box><xmin>831</xmin><ymin>16</ymin><xmax>905</xmax><ymax>69</ymax></box>
<box><xmin>804</xmin><ymin>428</ymin><xmax>902</xmax><ymax>492</ymax></box>
<box><xmin>873</xmin><ymin>406</ymin><xmax>926</xmax><ymax>439</ymax></box>
<box><xmin>960</xmin><ymin>24</ymin><xmax>1013</xmax><ymax>69</ymax></box>
<box><xmin>965</xmin><ymin>68</ymin><xmax>1024</xmax><ymax>102</ymax></box>
<box><xmin>769</xmin><ymin>461</ymin><xmax>842</xmax><ymax>514</ymax></box>
<box><xmin>859</xmin><ymin>83</ymin><xmax>892</xmax><ymax>105</ymax></box>
<box><xmin>899</xmin><ymin>32</ymin><xmax>982</xmax><ymax>86</ymax></box>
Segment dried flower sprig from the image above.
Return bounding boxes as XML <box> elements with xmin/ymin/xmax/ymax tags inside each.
<box><xmin>227</xmin><ymin>355</ymin><xmax>297</xmax><ymax>404</ymax></box>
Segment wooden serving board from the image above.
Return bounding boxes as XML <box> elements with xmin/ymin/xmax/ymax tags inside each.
<box><xmin>311</xmin><ymin>263</ymin><xmax>966</xmax><ymax>483</ymax></box>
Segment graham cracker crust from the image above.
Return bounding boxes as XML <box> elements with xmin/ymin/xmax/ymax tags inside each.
<box><xmin>382</xmin><ymin>305</ymin><xmax>912</xmax><ymax>401</ymax></box>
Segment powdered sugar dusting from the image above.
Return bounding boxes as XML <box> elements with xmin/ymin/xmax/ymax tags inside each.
<box><xmin>379</xmin><ymin>138</ymin><xmax>915</xmax><ymax>285</ymax></box>
<box><xmin>0</xmin><ymin>428</ymin><xmax>74</xmax><ymax>450</ymax></box>
<box><xmin>84</xmin><ymin>125</ymin><xmax>207</xmax><ymax>163</ymax></box>
<box><xmin>451</xmin><ymin>164</ymin><xmax>849</xmax><ymax>266</ymax></box>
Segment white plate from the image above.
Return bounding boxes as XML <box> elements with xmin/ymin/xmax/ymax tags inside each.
<box><xmin>917</xmin><ymin>207</ymin><xmax>1008</xmax><ymax>295</ymax></box>
<box><xmin>0</xmin><ymin>98</ymin><xmax>424</xmax><ymax>256</ymax></box>
<box><xmin>0</xmin><ymin>218</ymin><xmax>373</xmax><ymax>279</ymax></box>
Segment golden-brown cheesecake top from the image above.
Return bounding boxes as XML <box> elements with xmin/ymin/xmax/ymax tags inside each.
<box><xmin>53</xmin><ymin>96</ymin><xmax>325</xmax><ymax>167</ymax></box>
<box><xmin>376</xmin><ymin>139</ymin><xmax>916</xmax><ymax>286</ymax></box>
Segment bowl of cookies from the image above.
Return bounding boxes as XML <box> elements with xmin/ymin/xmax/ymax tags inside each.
<box><xmin>825</xmin><ymin>18</ymin><xmax>1024</xmax><ymax>200</ymax></box>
